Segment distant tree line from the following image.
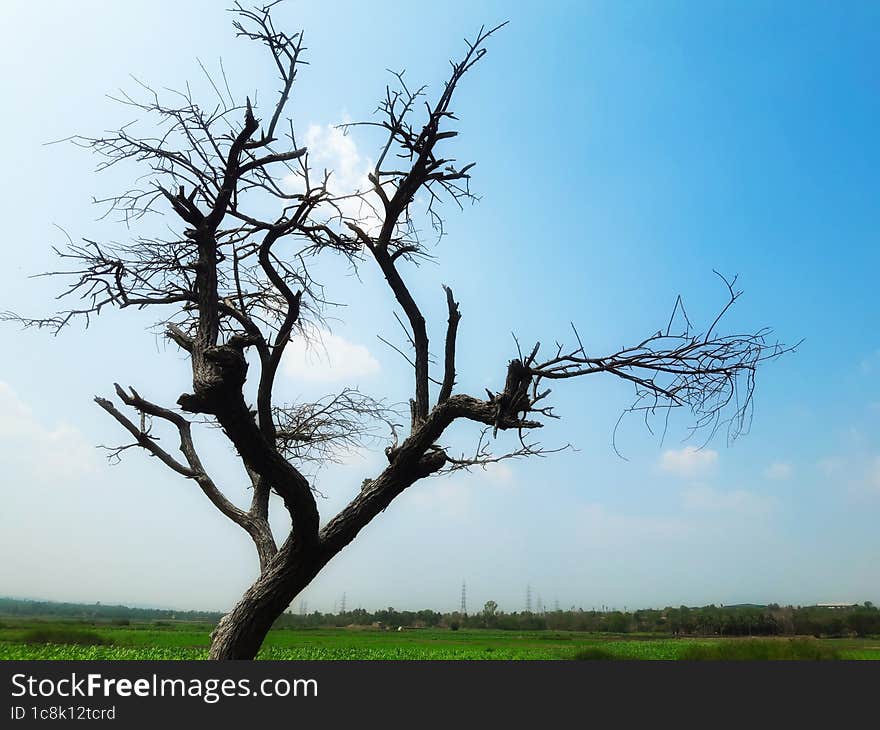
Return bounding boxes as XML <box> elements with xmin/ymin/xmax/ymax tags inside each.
<box><xmin>0</xmin><ymin>598</ymin><xmax>222</xmax><ymax>623</ymax></box>
<box><xmin>273</xmin><ymin>601</ymin><xmax>880</xmax><ymax>638</ymax></box>
<box><xmin>3</xmin><ymin>598</ymin><xmax>878</xmax><ymax>638</ymax></box>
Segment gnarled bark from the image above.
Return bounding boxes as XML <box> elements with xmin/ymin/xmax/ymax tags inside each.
<box><xmin>210</xmin><ymin>542</ymin><xmax>325</xmax><ymax>660</ymax></box>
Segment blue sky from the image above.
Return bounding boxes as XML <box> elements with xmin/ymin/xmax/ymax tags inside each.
<box><xmin>0</xmin><ymin>0</ymin><xmax>877</xmax><ymax>613</ymax></box>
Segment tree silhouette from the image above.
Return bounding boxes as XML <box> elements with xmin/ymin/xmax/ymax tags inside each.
<box><xmin>3</xmin><ymin>2</ymin><xmax>792</xmax><ymax>659</ymax></box>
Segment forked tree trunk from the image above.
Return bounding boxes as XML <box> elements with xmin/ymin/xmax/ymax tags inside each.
<box><xmin>208</xmin><ymin>452</ymin><xmax>440</xmax><ymax>659</ymax></box>
<box><xmin>209</xmin><ymin>542</ymin><xmax>327</xmax><ymax>660</ymax></box>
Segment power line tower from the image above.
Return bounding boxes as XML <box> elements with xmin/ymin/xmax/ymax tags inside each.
<box><xmin>536</xmin><ymin>593</ymin><xmax>543</xmax><ymax>615</ymax></box>
<box><xmin>340</xmin><ymin>592</ymin><xmax>347</xmax><ymax>615</ymax></box>
<box><xmin>526</xmin><ymin>584</ymin><xmax>532</xmax><ymax>613</ymax></box>
<box><xmin>460</xmin><ymin>581</ymin><xmax>467</xmax><ymax>615</ymax></box>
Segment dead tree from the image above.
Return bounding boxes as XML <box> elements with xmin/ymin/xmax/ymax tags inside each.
<box><xmin>3</xmin><ymin>3</ymin><xmax>792</xmax><ymax>659</ymax></box>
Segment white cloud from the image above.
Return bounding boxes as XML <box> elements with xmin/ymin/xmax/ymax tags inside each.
<box><xmin>483</xmin><ymin>461</ymin><xmax>514</xmax><ymax>485</ymax></box>
<box><xmin>302</xmin><ymin>122</ymin><xmax>370</xmax><ymax>194</ymax></box>
<box><xmin>282</xmin><ymin>329</ymin><xmax>380</xmax><ymax>383</ymax></box>
<box><xmin>764</xmin><ymin>461</ymin><xmax>793</xmax><ymax>480</ymax></box>
<box><xmin>659</xmin><ymin>446</ymin><xmax>718</xmax><ymax>478</ymax></box>
<box><xmin>405</xmin><ymin>479</ymin><xmax>473</xmax><ymax>521</ymax></box>
<box><xmin>681</xmin><ymin>484</ymin><xmax>776</xmax><ymax>516</ymax></box>
<box><xmin>283</xmin><ymin>121</ymin><xmax>384</xmax><ymax>234</ymax></box>
<box><xmin>0</xmin><ymin>381</ymin><xmax>97</xmax><ymax>479</ymax></box>
<box><xmin>816</xmin><ymin>454</ymin><xmax>880</xmax><ymax>500</ymax></box>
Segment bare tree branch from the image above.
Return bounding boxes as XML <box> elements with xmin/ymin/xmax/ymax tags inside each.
<box><xmin>5</xmin><ymin>3</ymin><xmax>793</xmax><ymax>660</ymax></box>
<box><xmin>94</xmin><ymin>383</ymin><xmax>278</xmax><ymax>569</ymax></box>
<box><xmin>438</xmin><ymin>285</ymin><xmax>461</xmax><ymax>405</ymax></box>
<box><xmin>273</xmin><ymin>388</ymin><xmax>401</xmax><ymax>466</ymax></box>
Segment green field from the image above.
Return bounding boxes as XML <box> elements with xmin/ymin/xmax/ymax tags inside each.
<box><xmin>1</xmin><ymin>620</ymin><xmax>878</xmax><ymax>660</ymax></box>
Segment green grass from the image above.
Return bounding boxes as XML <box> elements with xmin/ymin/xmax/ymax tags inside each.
<box><xmin>1</xmin><ymin>620</ymin><xmax>878</xmax><ymax>660</ymax></box>
<box><xmin>678</xmin><ymin>638</ymin><xmax>839</xmax><ymax>660</ymax></box>
<box><xmin>572</xmin><ymin>647</ymin><xmax>616</xmax><ymax>660</ymax></box>
<box><xmin>20</xmin><ymin>628</ymin><xmax>113</xmax><ymax>646</ymax></box>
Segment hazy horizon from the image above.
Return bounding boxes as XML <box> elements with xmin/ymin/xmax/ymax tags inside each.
<box><xmin>3</xmin><ymin>592</ymin><xmax>867</xmax><ymax>616</ymax></box>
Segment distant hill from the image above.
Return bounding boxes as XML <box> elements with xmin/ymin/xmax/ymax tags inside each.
<box><xmin>0</xmin><ymin>597</ymin><xmax>223</xmax><ymax>622</ymax></box>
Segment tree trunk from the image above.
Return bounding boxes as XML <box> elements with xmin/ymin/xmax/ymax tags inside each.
<box><xmin>209</xmin><ymin>541</ymin><xmax>326</xmax><ymax>660</ymax></box>
<box><xmin>208</xmin><ymin>457</ymin><xmax>443</xmax><ymax>659</ymax></box>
